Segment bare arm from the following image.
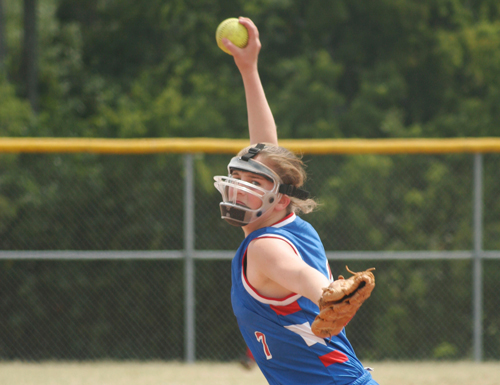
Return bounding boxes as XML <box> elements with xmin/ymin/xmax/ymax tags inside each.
<box><xmin>222</xmin><ymin>17</ymin><xmax>278</xmax><ymax>145</ymax></box>
<box><xmin>246</xmin><ymin>237</ymin><xmax>331</xmax><ymax>304</ymax></box>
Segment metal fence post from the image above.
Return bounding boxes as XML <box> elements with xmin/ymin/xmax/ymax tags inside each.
<box><xmin>184</xmin><ymin>154</ymin><xmax>195</xmax><ymax>363</ymax></box>
<box><xmin>472</xmin><ymin>153</ymin><xmax>483</xmax><ymax>362</ymax></box>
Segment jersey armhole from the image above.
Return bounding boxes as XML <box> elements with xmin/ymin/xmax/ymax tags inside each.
<box><xmin>242</xmin><ymin>235</ymin><xmax>302</xmax><ymax>306</ymax></box>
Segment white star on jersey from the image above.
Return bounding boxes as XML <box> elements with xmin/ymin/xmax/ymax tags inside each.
<box><xmin>284</xmin><ymin>322</ymin><xmax>327</xmax><ymax>347</ymax></box>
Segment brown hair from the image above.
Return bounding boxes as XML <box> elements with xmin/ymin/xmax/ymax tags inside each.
<box><xmin>237</xmin><ymin>143</ymin><xmax>318</xmax><ymax>215</ymax></box>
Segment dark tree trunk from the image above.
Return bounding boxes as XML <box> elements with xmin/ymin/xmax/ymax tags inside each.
<box><xmin>0</xmin><ymin>0</ymin><xmax>6</xmax><ymax>73</ymax></box>
<box><xmin>22</xmin><ymin>0</ymin><xmax>38</xmax><ymax>112</ymax></box>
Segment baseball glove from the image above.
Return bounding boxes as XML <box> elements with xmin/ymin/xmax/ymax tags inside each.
<box><xmin>311</xmin><ymin>266</ymin><xmax>375</xmax><ymax>339</ymax></box>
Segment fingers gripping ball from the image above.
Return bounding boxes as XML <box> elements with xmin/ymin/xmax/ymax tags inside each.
<box><xmin>311</xmin><ymin>266</ymin><xmax>376</xmax><ymax>339</ymax></box>
<box><xmin>216</xmin><ymin>18</ymin><xmax>249</xmax><ymax>55</ymax></box>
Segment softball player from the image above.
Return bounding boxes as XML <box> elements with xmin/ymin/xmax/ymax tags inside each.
<box><xmin>214</xmin><ymin>17</ymin><xmax>379</xmax><ymax>385</ymax></box>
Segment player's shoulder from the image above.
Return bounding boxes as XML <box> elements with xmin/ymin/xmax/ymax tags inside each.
<box><xmin>248</xmin><ymin>232</ymin><xmax>298</xmax><ymax>258</ymax></box>
<box><xmin>249</xmin><ymin>233</ymin><xmax>289</xmax><ymax>249</ymax></box>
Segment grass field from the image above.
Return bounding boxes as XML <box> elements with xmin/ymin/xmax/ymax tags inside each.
<box><xmin>1</xmin><ymin>361</ymin><xmax>499</xmax><ymax>385</ymax></box>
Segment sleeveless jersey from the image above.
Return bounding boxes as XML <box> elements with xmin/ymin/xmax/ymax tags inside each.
<box><xmin>231</xmin><ymin>213</ymin><xmax>374</xmax><ymax>385</ymax></box>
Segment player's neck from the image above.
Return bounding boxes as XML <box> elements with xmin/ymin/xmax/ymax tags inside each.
<box><xmin>242</xmin><ymin>210</ymin><xmax>288</xmax><ymax>237</ymax></box>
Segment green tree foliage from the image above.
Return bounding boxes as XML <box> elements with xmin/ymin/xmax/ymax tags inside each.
<box><xmin>4</xmin><ymin>0</ymin><xmax>500</xmax><ymax>139</ymax></box>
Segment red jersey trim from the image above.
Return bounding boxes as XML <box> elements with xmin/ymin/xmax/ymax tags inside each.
<box><xmin>270</xmin><ymin>301</ymin><xmax>302</xmax><ymax>316</ymax></box>
<box><xmin>319</xmin><ymin>350</ymin><xmax>349</xmax><ymax>367</ymax></box>
<box><xmin>271</xmin><ymin>213</ymin><xmax>296</xmax><ymax>228</ymax></box>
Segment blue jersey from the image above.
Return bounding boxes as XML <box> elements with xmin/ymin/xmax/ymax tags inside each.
<box><xmin>231</xmin><ymin>213</ymin><xmax>375</xmax><ymax>385</ymax></box>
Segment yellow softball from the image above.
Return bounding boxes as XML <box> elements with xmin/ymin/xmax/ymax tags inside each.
<box><xmin>215</xmin><ymin>18</ymin><xmax>249</xmax><ymax>55</ymax></box>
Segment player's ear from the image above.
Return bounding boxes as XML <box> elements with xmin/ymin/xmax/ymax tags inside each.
<box><xmin>275</xmin><ymin>194</ymin><xmax>290</xmax><ymax>212</ymax></box>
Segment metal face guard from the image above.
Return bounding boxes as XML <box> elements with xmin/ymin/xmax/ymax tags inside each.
<box><xmin>213</xmin><ymin>175</ymin><xmax>281</xmax><ymax>226</ymax></box>
<box><xmin>226</xmin><ymin>156</ymin><xmax>281</xmax><ymax>183</ymax></box>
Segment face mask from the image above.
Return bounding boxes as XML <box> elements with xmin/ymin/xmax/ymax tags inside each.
<box><xmin>213</xmin><ymin>144</ymin><xmax>310</xmax><ymax>227</ymax></box>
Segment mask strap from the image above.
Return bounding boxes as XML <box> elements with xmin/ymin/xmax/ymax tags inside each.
<box><xmin>279</xmin><ymin>184</ymin><xmax>310</xmax><ymax>200</ymax></box>
<box><xmin>241</xmin><ymin>143</ymin><xmax>266</xmax><ymax>161</ymax></box>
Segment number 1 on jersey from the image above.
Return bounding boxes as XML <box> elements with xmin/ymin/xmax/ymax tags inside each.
<box><xmin>255</xmin><ymin>331</ymin><xmax>272</xmax><ymax>360</ymax></box>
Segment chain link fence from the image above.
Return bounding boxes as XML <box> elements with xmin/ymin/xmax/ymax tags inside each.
<box><xmin>1</xmin><ymin>147</ymin><xmax>499</xmax><ymax>363</ymax></box>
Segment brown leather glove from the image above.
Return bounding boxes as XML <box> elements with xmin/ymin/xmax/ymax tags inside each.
<box><xmin>311</xmin><ymin>266</ymin><xmax>375</xmax><ymax>338</ymax></box>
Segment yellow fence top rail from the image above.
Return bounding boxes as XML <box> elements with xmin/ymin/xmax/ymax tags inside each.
<box><xmin>0</xmin><ymin>137</ymin><xmax>500</xmax><ymax>155</ymax></box>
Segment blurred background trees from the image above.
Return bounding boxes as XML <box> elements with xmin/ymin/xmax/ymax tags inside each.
<box><xmin>2</xmin><ymin>0</ymin><xmax>500</xmax><ymax>140</ymax></box>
